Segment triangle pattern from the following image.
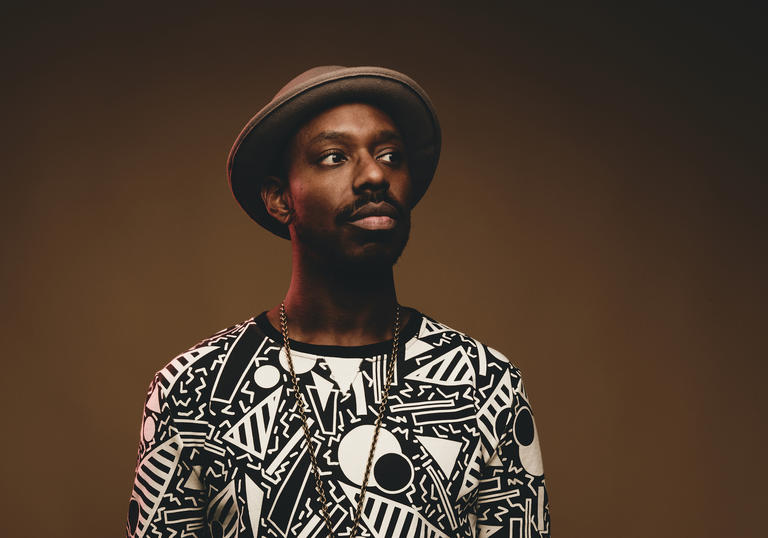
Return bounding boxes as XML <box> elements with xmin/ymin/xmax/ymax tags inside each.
<box><xmin>222</xmin><ymin>386</ymin><xmax>282</xmax><ymax>459</ymax></box>
<box><xmin>322</xmin><ymin>357</ymin><xmax>362</xmax><ymax>394</ymax></box>
<box><xmin>244</xmin><ymin>475</ymin><xmax>264</xmax><ymax>535</ymax></box>
<box><xmin>133</xmin><ymin>434</ymin><xmax>182</xmax><ymax>537</ymax></box>
<box><xmin>404</xmin><ymin>347</ymin><xmax>475</xmax><ymax>387</ymax></box>
<box><xmin>310</xmin><ymin>371</ymin><xmax>335</xmax><ymax>410</ymax></box>
<box><xmin>183</xmin><ymin>465</ymin><xmax>204</xmax><ymax>490</ymax></box>
<box><xmin>418</xmin><ymin>317</ymin><xmax>453</xmax><ymax>338</ymax></box>
<box><xmin>458</xmin><ymin>453</ymin><xmax>482</xmax><ymax>499</ymax></box>
<box><xmin>405</xmin><ymin>338</ymin><xmax>434</xmax><ymax>360</ymax></box>
<box><xmin>416</xmin><ymin>435</ymin><xmax>462</xmax><ymax>478</ymax></box>
<box><xmin>207</xmin><ymin>480</ymin><xmax>239</xmax><ymax>534</ymax></box>
<box><xmin>478</xmin><ymin>525</ymin><xmax>503</xmax><ymax>538</ymax></box>
<box><xmin>146</xmin><ymin>384</ymin><xmax>161</xmax><ymax>413</ymax></box>
<box><xmin>339</xmin><ymin>482</ymin><xmax>450</xmax><ymax>538</ymax></box>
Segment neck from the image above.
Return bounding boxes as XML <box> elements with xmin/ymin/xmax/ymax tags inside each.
<box><xmin>267</xmin><ymin>249</ymin><xmax>406</xmax><ymax>347</ymax></box>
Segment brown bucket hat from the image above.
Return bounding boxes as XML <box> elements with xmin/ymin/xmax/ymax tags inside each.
<box><xmin>226</xmin><ymin>65</ymin><xmax>442</xmax><ymax>239</ymax></box>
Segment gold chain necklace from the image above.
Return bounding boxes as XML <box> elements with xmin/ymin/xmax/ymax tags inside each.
<box><xmin>279</xmin><ymin>302</ymin><xmax>401</xmax><ymax>538</ymax></box>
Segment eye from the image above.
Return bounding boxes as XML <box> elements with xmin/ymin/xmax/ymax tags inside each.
<box><xmin>318</xmin><ymin>151</ymin><xmax>346</xmax><ymax>165</ymax></box>
<box><xmin>378</xmin><ymin>149</ymin><xmax>403</xmax><ymax>166</ymax></box>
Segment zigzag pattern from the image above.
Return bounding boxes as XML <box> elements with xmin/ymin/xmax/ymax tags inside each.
<box><xmin>126</xmin><ymin>311</ymin><xmax>549</xmax><ymax>537</ymax></box>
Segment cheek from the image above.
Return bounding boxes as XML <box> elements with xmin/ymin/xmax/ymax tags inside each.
<box><xmin>290</xmin><ymin>183</ymin><xmax>341</xmax><ymax>224</ymax></box>
<box><xmin>393</xmin><ymin>174</ymin><xmax>415</xmax><ymax>207</ymax></box>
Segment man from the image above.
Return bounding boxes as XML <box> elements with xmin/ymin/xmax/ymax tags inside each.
<box><xmin>126</xmin><ymin>66</ymin><xmax>550</xmax><ymax>538</ymax></box>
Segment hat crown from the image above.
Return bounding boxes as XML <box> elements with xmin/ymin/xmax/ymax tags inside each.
<box><xmin>275</xmin><ymin>65</ymin><xmax>346</xmax><ymax>98</ymax></box>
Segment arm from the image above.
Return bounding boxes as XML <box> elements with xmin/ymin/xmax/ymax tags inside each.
<box><xmin>475</xmin><ymin>362</ymin><xmax>550</xmax><ymax>537</ymax></box>
<box><xmin>126</xmin><ymin>372</ymin><xmax>208</xmax><ymax>538</ymax></box>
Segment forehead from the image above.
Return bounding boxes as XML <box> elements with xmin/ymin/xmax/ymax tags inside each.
<box><xmin>292</xmin><ymin>102</ymin><xmax>402</xmax><ymax>147</ymax></box>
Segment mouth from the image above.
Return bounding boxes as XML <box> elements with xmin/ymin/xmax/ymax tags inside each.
<box><xmin>347</xmin><ymin>202</ymin><xmax>399</xmax><ymax>231</ymax></box>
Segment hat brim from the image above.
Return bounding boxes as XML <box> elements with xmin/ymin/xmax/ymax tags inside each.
<box><xmin>227</xmin><ymin>66</ymin><xmax>441</xmax><ymax>239</ymax></box>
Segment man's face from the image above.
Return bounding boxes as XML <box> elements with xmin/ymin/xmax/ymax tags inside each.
<box><xmin>283</xmin><ymin>102</ymin><xmax>413</xmax><ymax>270</ymax></box>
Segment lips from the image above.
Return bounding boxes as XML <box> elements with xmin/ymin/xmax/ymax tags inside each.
<box><xmin>347</xmin><ymin>202</ymin><xmax>399</xmax><ymax>231</ymax></box>
<box><xmin>348</xmin><ymin>202</ymin><xmax>400</xmax><ymax>221</ymax></box>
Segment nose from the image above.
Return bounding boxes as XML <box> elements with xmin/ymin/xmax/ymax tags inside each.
<box><xmin>352</xmin><ymin>151</ymin><xmax>388</xmax><ymax>193</ymax></box>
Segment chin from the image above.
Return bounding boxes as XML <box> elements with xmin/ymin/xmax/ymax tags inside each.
<box><xmin>349</xmin><ymin>243</ymin><xmax>406</xmax><ymax>270</ymax></box>
<box><xmin>295</xmin><ymin>222</ymin><xmax>410</xmax><ymax>273</ymax></box>
<box><xmin>335</xmin><ymin>229</ymin><xmax>409</xmax><ymax>272</ymax></box>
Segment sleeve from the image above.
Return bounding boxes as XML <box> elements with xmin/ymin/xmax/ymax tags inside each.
<box><xmin>475</xmin><ymin>363</ymin><xmax>550</xmax><ymax>537</ymax></box>
<box><xmin>126</xmin><ymin>372</ymin><xmax>209</xmax><ymax>538</ymax></box>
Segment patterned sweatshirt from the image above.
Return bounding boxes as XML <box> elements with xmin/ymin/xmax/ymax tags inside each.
<box><xmin>126</xmin><ymin>308</ymin><xmax>550</xmax><ymax>538</ymax></box>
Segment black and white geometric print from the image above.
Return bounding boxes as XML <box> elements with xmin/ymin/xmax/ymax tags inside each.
<box><xmin>126</xmin><ymin>309</ymin><xmax>550</xmax><ymax>538</ymax></box>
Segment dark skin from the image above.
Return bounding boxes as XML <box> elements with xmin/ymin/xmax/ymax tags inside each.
<box><xmin>261</xmin><ymin>103</ymin><xmax>414</xmax><ymax>346</ymax></box>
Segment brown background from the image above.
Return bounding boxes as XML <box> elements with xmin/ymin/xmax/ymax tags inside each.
<box><xmin>1</xmin><ymin>2</ymin><xmax>765</xmax><ymax>537</ymax></box>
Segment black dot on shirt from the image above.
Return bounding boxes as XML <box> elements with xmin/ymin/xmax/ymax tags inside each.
<box><xmin>514</xmin><ymin>408</ymin><xmax>535</xmax><ymax>446</ymax></box>
<box><xmin>128</xmin><ymin>499</ymin><xmax>139</xmax><ymax>534</ymax></box>
<box><xmin>373</xmin><ymin>452</ymin><xmax>412</xmax><ymax>493</ymax></box>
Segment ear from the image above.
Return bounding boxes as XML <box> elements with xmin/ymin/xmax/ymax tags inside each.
<box><xmin>261</xmin><ymin>175</ymin><xmax>294</xmax><ymax>225</ymax></box>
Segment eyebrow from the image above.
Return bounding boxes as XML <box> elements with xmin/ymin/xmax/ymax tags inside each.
<box><xmin>374</xmin><ymin>129</ymin><xmax>404</xmax><ymax>144</ymax></box>
<box><xmin>307</xmin><ymin>129</ymin><xmax>403</xmax><ymax>146</ymax></box>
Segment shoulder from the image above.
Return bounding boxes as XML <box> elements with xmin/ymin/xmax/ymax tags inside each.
<box><xmin>406</xmin><ymin>310</ymin><xmax>525</xmax><ymax>394</ymax></box>
<box><xmin>152</xmin><ymin>316</ymin><xmax>258</xmax><ymax>399</ymax></box>
<box><xmin>406</xmin><ymin>312</ymin><xmax>535</xmax><ymax>456</ymax></box>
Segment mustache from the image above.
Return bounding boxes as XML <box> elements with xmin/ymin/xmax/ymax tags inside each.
<box><xmin>335</xmin><ymin>192</ymin><xmax>408</xmax><ymax>223</ymax></box>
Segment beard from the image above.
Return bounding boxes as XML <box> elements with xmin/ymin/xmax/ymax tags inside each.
<box><xmin>291</xmin><ymin>209</ymin><xmax>412</xmax><ymax>277</ymax></box>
